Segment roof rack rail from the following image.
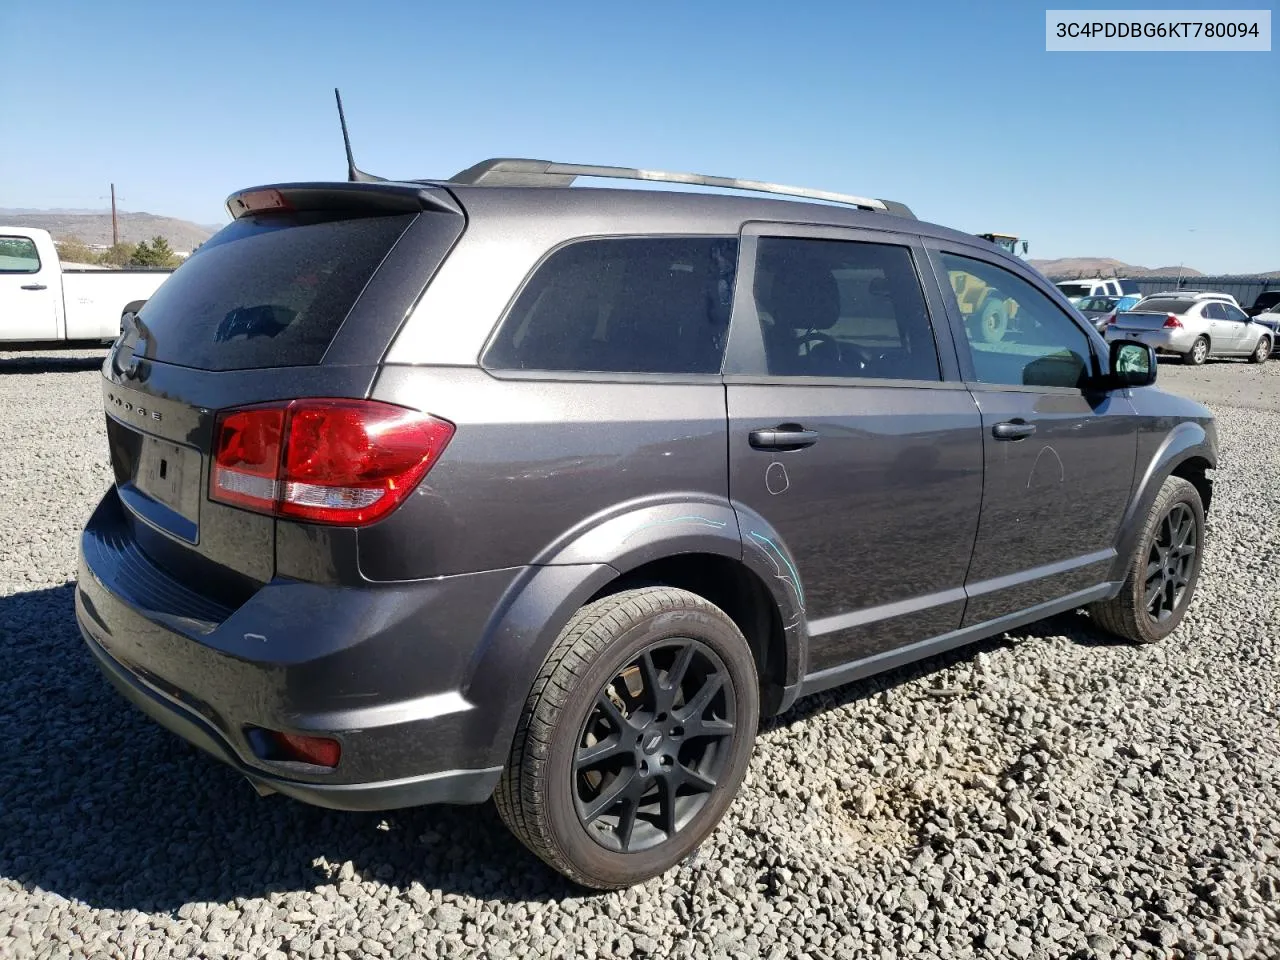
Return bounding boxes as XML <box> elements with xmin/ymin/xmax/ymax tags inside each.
<box><xmin>447</xmin><ymin>158</ymin><xmax>916</xmax><ymax>219</ymax></box>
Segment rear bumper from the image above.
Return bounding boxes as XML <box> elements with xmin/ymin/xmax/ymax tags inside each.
<box><xmin>75</xmin><ymin>489</ymin><xmax>520</xmax><ymax>809</ymax></box>
<box><xmin>82</xmin><ymin>627</ymin><xmax>500</xmax><ymax>809</ymax></box>
<box><xmin>1105</xmin><ymin>327</ymin><xmax>1196</xmax><ymax>354</ymax></box>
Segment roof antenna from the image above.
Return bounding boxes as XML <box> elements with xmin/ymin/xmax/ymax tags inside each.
<box><xmin>334</xmin><ymin>88</ymin><xmax>385</xmax><ymax>183</ymax></box>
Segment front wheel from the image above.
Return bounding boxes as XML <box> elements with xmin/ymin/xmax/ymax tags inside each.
<box><xmin>974</xmin><ymin>294</ymin><xmax>1009</xmax><ymax>343</ymax></box>
<box><xmin>1087</xmin><ymin>476</ymin><xmax>1205</xmax><ymax>644</ymax></box>
<box><xmin>1183</xmin><ymin>336</ymin><xmax>1209</xmax><ymax>365</ymax></box>
<box><xmin>494</xmin><ymin>587</ymin><xmax>759</xmax><ymax>889</ymax></box>
<box><xmin>1250</xmin><ymin>336</ymin><xmax>1271</xmax><ymax>364</ymax></box>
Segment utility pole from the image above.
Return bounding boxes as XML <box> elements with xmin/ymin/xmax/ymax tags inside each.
<box><xmin>110</xmin><ymin>183</ymin><xmax>119</xmax><ymax>247</ymax></box>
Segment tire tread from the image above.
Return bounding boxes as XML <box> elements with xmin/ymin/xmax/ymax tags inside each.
<box><xmin>493</xmin><ymin>586</ymin><xmax>740</xmax><ymax>889</ymax></box>
<box><xmin>1087</xmin><ymin>476</ymin><xmax>1203</xmax><ymax>643</ymax></box>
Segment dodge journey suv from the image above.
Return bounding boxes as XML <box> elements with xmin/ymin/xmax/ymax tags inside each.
<box><xmin>77</xmin><ymin>157</ymin><xmax>1216</xmax><ymax>889</ymax></box>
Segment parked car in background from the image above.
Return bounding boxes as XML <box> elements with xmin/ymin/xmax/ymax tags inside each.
<box><xmin>1077</xmin><ymin>294</ymin><xmax>1142</xmax><ymax>330</ymax></box>
<box><xmin>1252</xmin><ymin>302</ymin><xmax>1280</xmax><ymax>353</ymax></box>
<box><xmin>1105</xmin><ymin>294</ymin><xmax>1273</xmax><ymax>365</ymax></box>
<box><xmin>77</xmin><ymin>156</ymin><xmax>1217</xmax><ymax>890</ymax></box>
<box><xmin>1245</xmin><ymin>290</ymin><xmax>1280</xmax><ymax>318</ymax></box>
<box><xmin>1055</xmin><ymin>277</ymin><xmax>1142</xmax><ymax>303</ymax></box>
<box><xmin>1138</xmin><ymin>290</ymin><xmax>1242</xmax><ymax>309</ymax></box>
<box><xmin>0</xmin><ymin>227</ymin><xmax>173</xmax><ymax>349</ymax></box>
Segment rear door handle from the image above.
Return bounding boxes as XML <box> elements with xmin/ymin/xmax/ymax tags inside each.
<box><xmin>992</xmin><ymin>420</ymin><xmax>1036</xmax><ymax>441</ymax></box>
<box><xmin>749</xmin><ymin>427</ymin><xmax>820</xmax><ymax>451</ymax></box>
<box><xmin>20</xmin><ymin>283</ymin><xmax>47</xmax><ymax>291</ymax></box>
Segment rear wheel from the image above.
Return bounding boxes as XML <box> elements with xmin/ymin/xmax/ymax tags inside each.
<box><xmin>1183</xmin><ymin>336</ymin><xmax>1209</xmax><ymax>365</ymax></box>
<box><xmin>494</xmin><ymin>587</ymin><xmax>759</xmax><ymax>889</ymax></box>
<box><xmin>1088</xmin><ymin>476</ymin><xmax>1204</xmax><ymax>644</ymax></box>
<box><xmin>1250</xmin><ymin>337</ymin><xmax>1271</xmax><ymax>363</ymax></box>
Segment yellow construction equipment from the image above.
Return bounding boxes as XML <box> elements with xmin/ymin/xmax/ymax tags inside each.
<box><xmin>946</xmin><ymin>233</ymin><xmax>1031</xmax><ymax>342</ymax></box>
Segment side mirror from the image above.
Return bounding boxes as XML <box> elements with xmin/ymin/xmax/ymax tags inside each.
<box><xmin>1106</xmin><ymin>339</ymin><xmax>1157</xmax><ymax>388</ymax></box>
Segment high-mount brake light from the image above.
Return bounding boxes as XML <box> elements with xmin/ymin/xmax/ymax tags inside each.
<box><xmin>210</xmin><ymin>399</ymin><xmax>454</xmax><ymax>526</ymax></box>
<box><xmin>229</xmin><ymin>189</ymin><xmax>291</xmax><ymax>217</ymax></box>
<box><xmin>1163</xmin><ymin>314</ymin><xmax>1183</xmax><ymax>329</ymax></box>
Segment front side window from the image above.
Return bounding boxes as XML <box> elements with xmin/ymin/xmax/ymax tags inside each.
<box><xmin>1222</xmin><ymin>303</ymin><xmax>1248</xmax><ymax>322</ymax></box>
<box><xmin>484</xmin><ymin>237</ymin><xmax>737</xmax><ymax>374</ymax></box>
<box><xmin>940</xmin><ymin>252</ymin><xmax>1093</xmax><ymax>389</ymax></box>
<box><xmin>751</xmin><ymin>237</ymin><xmax>940</xmax><ymax>380</ymax></box>
<box><xmin>0</xmin><ymin>236</ymin><xmax>41</xmax><ymax>274</ymax></box>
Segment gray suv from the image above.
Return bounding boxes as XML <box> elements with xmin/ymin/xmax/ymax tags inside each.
<box><xmin>77</xmin><ymin>158</ymin><xmax>1216</xmax><ymax>890</ymax></box>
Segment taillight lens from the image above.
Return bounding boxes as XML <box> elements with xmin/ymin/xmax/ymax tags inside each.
<box><xmin>1104</xmin><ymin>312</ymin><xmax>1117</xmax><ymax>327</ymax></box>
<box><xmin>1163</xmin><ymin>314</ymin><xmax>1183</xmax><ymax>329</ymax></box>
<box><xmin>211</xmin><ymin>399</ymin><xmax>454</xmax><ymax>525</ymax></box>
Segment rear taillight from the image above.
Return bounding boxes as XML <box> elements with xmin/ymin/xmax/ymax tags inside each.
<box><xmin>1163</xmin><ymin>314</ymin><xmax>1183</xmax><ymax>329</ymax></box>
<box><xmin>211</xmin><ymin>399</ymin><xmax>454</xmax><ymax>525</ymax></box>
<box><xmin>1104</xmin><ymin>311</ymin><xmax>1117</xmax><ymax>327</ymax></box>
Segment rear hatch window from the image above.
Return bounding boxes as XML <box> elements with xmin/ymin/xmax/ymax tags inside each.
<box><xmin>134</xmin><ymin>211</ymin><xmax>415</xmax><ymax>370</ymax></box>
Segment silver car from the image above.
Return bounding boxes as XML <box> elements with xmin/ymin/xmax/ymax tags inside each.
<box><xmin>1105</xmin><ymin>294</ymin><xmax>1274</xmax><ymax>365</ymax></box>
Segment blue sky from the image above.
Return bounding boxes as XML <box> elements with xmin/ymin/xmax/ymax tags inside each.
<box><xmin>1</xmin><ymin>0</ymin><xmax>1276</xmax><ymax>272</ymax></box>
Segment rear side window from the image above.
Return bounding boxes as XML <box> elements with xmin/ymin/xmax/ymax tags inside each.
<box><xmin>0</xmin><ymin>236</ymin><xmax>41</xmax><ymax>274</ymax></box>
<box><xmin>135</xmin><ymin>212</ymin><xmax>415</xmax><ymax>371</ymax></box>
<box><xmin>1077</xmin><ymin>296</ymin><xmax>1115</xmax><ymax>311</ymax></box>
<box><xmin>1117</xmin><ymin>279</ymin><xmax>1141</xmax><ymax>295</ymax></box>
<box><xmin>484</xmin><ymin>237</ymin><xmax>737</xmax><ymax>374</ymax></box>
<box><xmin>751</xmin><ymin>237</ymin><xmax>940</xmax><ymax>380</ymax></box>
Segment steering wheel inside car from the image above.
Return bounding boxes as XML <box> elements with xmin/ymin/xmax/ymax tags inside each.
<box><xmin>798</xmin><ymin>332</ymin><xmax>872</xmax><ymax>375</ymax></box>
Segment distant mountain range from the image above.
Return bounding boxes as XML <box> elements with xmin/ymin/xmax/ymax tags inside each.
<box><xmin>6</xmin><ymin>210</ymin><xmax>1276</xmax><ymax>279</ymax></box>
<box><xmin>0</xmin><ymin>209</ymin><xmax>224</xmax><ymax>253</ymax></box>
<box><xmin>1031</xmin><ymin>257</ymin><xmax>1280</xmax><ymax>280</ymax></box>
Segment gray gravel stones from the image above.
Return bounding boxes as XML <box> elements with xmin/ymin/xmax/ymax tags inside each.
<box><xmin>1</xmin><ymin>350</ymin><xmax>1278</xmax><ymax>958</ymax></box>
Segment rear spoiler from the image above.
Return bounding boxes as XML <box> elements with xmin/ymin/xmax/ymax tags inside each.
<box><xmin>225</xmin><ymin>181</ymin><xmax>461</xmax><ymax>220</ymax></box>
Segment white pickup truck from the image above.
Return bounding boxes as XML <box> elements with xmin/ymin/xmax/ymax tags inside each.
<box><xmin>1</xmin><ymin>227</ymin><xmax>173</xmax><ymax>347</ymax></box>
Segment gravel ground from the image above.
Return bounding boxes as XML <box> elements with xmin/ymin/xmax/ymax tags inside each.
<box><xmin>1</xmin><ymin>348</ymin><xmax>1277</xmax><ymax>960</ymax></box>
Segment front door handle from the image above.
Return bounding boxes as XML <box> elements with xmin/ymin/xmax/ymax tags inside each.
<box><xmin>992</xmin><ymin>420</ymin><xmax>1036</xmax><ymax>441</ymax></box>
<box><xmin>20</xmin><ymin>283</ymin><xmax>47</xmax><ymax>291</ymax></box>
<box><xmin>749</xmin><ymin>427</ymin><xmax>820</xmax><ymax>451</ymax></box>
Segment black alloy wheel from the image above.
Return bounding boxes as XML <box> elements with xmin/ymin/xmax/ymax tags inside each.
<box><xmin>1145</xmin><ymin>502</ymin><xmax>1198</xmax><ymax>624</ymax></box>
<box><xmin>573</xmin><ymin>638</ymin><xmax>735</xmax><ymax>853</ymax></box>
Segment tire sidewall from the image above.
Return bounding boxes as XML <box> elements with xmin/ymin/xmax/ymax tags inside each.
<box><xmin>1131</xmin><ymin>481</ymin><xmax>1206</xmax><ymax>642</ymax></box>
<box><xmin>1187</xmin><ymin>337</ymin><xmax>1208</xmax><ymax>365</ymax></box>
<box><xmin>541</xmin><ymin>605</ymin><xmax>759</xmax><ymax>888</ymax></box>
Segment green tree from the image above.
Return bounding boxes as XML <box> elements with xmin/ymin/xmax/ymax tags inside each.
<box><xmin>96</xmin><ymin>242</ymin><xmax>137</xmax><ymax>267</ymax></box>
<box><xmin>129</xmin><ymin>235</ymin><xmax>180</xmax><ymax>268</ymax></box>
<box><xmin>55</xmin><ymin>235</ymin><xmax>97</xmax><ymax>264</ymax></box>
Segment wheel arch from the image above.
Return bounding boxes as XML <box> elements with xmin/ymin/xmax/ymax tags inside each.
<box><xmin>1110</xmin><ymin>422</ymin><xmax>1215</xmax><ymax>582</ymax></box>
<box><xmin>459</xmin><ymin>499</ymin><xmax>808</xmax><ymax>768</ymax></box>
